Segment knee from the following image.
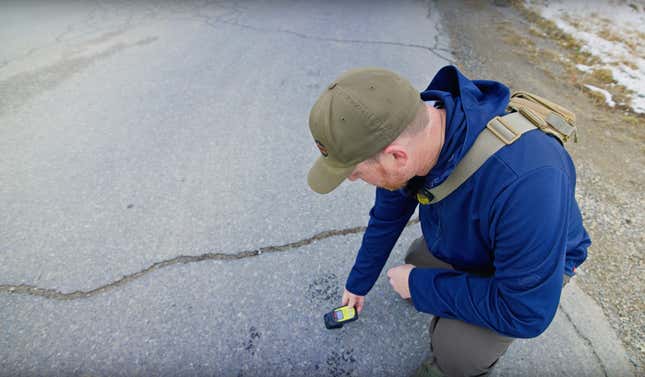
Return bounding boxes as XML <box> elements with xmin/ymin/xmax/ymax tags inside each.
<box><xmin>430</xmin><ymin>318</ymin><xmax>514</xmax><ymax>377</ymax></box>
<box><xmin>404</xmin><ymin>237</ymin><xmax>426</xmax><ymax>262</ymax></box>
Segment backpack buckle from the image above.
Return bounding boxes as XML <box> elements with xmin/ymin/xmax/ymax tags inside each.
<box><xmin>487</xmin><ymin>116</ymin><xmax>520</xmax><ymax>145</ymax></box>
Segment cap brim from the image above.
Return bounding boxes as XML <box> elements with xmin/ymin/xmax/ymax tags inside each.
<box><xmin>307</xmin><ymin>157</ymin><xmax>356</xmax><ymax>194</ymax></box>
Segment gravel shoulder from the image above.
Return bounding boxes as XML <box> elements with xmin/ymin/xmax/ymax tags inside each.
<box><xmin>435</xmin><ymin>0</ymin><xmax>644</xmax><ymax>372</ymax></box>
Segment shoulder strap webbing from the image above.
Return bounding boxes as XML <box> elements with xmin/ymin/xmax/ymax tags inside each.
<box><xmin>422</xmin><ymin>112</ymin><xmax>537</xmax><ymax>205</ymax></box>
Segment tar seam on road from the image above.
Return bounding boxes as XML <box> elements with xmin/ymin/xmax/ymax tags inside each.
<box><xmin>558</xmin><ymin>303</ymin><xmax>609</xmax><ymax>377</ymax></box>
<box><xmin>205</xmin><ymin>18</ymin><xmax>455</xmax><ymax>65</ymax></box>
<box><xmin>191</xmin><ymin>1</ymin><xmax>455</xmax><ymax>65</ymax></box>
<box><xmin>0</xmin><ymin>219</ymin><xmax>420</xmax><ymax>301</ymax></box>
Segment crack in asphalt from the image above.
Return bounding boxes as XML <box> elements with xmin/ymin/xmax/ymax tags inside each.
<box><xmin>191</xmin><ymin>0</ymin><xmax>454</xmax><ymax>64</ymax></box>
<box><xmin>203</xmin><ymin>17</ymin><xmax>455</xmax><ymax>65</ymax></box>
<box><xmin>558</xmin><ymin>303</ymin><xmax>609</xmax><ymax>377</ymax></box>
<box><xmin>1</xmin><ymin>1</ymin><xmax>438</xmax><ymax>300</ymax></box>
<box><xmin>2</xmin><ymin>0</ymin><xmax>453</xmax><ymax>82</ymax></box>
<box><xmin>0</xmin><ymin>219</ymin><xmax>419</xmax><ymax>301</ymax></box>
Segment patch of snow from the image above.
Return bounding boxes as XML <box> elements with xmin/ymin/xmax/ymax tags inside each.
<box><xmin>585</xmin><ymin>84</ymin><xmax>617</xmax><ymax>107</ymax></box>
<box><xmin>526</xmin><ymin>0</ymin><xmax>645</xmax><ymax>113</ymax></box>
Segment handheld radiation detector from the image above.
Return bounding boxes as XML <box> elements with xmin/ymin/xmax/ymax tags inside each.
<box><xmin>324</xmin><ymin>305</ymin><xmax>358</xmax><ymax>329</ymax></box>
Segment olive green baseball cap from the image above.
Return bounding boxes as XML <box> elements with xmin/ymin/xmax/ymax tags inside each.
<box><xmin>307</xmin><ymin>67</ymin><xmax>423</xmax><ymax>194</ymax></box>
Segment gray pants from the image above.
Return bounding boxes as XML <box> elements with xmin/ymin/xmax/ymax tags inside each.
<box><xmin>405</xmin><ymin>237</ymin><xmax>570</xmax><ymax>377</ymax></box>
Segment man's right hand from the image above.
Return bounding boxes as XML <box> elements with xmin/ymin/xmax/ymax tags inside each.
<box><xmin>341</xmin><ymin>288</ymin><xmax>365</xmax><ymax>314</ymax></box>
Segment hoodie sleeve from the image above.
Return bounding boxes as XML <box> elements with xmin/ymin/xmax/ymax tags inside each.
<box><xmin>345</xmin><ymin>187</ymin><xmax>418</xmax><ymax>296</ymax></box>
<box><xmin>409</xmin><ymin>167</ymin><xmax>570</xmax><ymax>338</ymax></box>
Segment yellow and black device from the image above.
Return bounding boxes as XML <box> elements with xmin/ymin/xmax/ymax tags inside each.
<box><xmin>324</xmin><ymin>305</ymin><xmax>358</xmax><ymax>329</ymax></box>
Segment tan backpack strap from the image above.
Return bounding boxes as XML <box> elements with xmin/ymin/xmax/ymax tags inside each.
<box><xmin>508</xmin><ymin>91</ymin><xmax>577</xmax><ymax>144</ymax></box>
<box><xmin>421</xmin><ymin>112</ymin><xmax>537</xmax><ymax>205</ymax></box>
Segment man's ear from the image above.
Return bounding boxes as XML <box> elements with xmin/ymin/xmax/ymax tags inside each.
<box><xmin>383</xmin><ymin>144</ymin><xmax>408</xmax><ymax>166</ymax></box>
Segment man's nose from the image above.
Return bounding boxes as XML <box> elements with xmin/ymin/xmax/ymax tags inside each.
<box><xmin>348</xmin><ymin>171</ymin><xmax>359</xmax><ymax>181</ymax></box>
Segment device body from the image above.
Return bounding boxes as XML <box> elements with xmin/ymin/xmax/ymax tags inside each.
<box><xmin>324</xmin><ymin>305</ymin><xmax>358</xmax><ymax>329</ymax></box>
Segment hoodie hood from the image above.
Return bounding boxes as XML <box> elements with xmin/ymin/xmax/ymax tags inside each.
<box><xmin>419</xmin><ymin>65</ymin><xmax>510</xmax><ymax>188</ymax></box>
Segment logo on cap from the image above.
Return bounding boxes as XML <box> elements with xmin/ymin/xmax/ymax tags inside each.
<box><xmin>315</xmin><ymin>140</ymin><xmax>328</xmax><ymax>157</ymax></box>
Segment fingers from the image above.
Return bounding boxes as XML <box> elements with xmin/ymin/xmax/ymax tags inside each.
<box><xmin>347</xmin><ymin>295</ymin><xmax>356</xmax><ymax>310</ymax></box>
<box><xmin>388</xmin><ymin>279</ymin><xmax>398</xmax><ymax>298</ymax></box>
<box><xmin>387</xmin><ymin>270</ymin><xmax>401</xmax><ymax>297</ymax></box>
<box><xmin>342</xmin><ymin>289</ymin><xmax>365</xmax><ymax>314</ymax></box>
<box><xmin>355</xmin><ymin>297</ymin><xmax>364</xmax><ymax>314</ymax></box>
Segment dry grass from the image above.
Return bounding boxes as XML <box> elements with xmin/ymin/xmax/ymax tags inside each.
<box><xmin>572</xmin><ymin>50</ymin><xmax>599</xmax><ymax>66</ymax></box>
<box><xmin>598</xmin><ymin>28</ymin><xmax>622</xmax><ymax>43</ymax></box>
<box><xmin>561</xmin><ymin>14</ymin><xmax>589</xmax><ymax>32</ymax></box>
<box><xmin>502</xmin><ymin>33</ymin><xmax>535</xmax><ymax>49</ymax></box>
<box><xmin>513</xmin><ymin>4</ymin><xmax>579</xmax><ymax>47</ymax></box>
<box><xmin>622</xmin><ymin>114</ymin><xmax>641</xmax><ymax>126</ymax></box>
<box><xmin>619</xmin><ymin>60</ymin><xmax>639</xmax><ymax>70</ymax></box>
<box><xmin>591</xmin><ymin>68</ymin><xmax>616</xmax><ymax>84</ymax></box>
<box><xmin>580</xmin><ymin>84</ymin><xmax>609</xmax><ymax>105</ymax></box>
<box><xmin>605</xmin><ymin>83</ymin><xmax>635</xmax><ymax>108</ymax></box>
<box><xmin>511</xmin><ymin>0</ymin><xmax>641</xmax><ymax>116</ymax></box>
<box><xmin>528</xmin><ymin>26</ymin><xmax>547</xmax><ymax>38</ymax></box>
<box><xmin>598</xmin><ymin>27</ymin><xmax>639</xmax><ymax>53</ymax></box>
<box><xmin>512</xmin><ymin>3</ymin><xmax>601</xmax><ymax>67</ymax></box>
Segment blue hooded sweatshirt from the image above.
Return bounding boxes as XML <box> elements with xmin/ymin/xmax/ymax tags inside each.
<box><xmin>345</xmin><ymin>66</ymin><xmax>590</xmax><ymax>339</ymax></box>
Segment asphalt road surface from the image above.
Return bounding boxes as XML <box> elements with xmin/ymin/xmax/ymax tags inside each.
<box><xmin>0</xmin><ymin>1</ymin><xmax>635</xmax><ymax>376</ymax></box>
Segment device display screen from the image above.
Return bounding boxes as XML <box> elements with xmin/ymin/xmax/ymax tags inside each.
<box><xmin>334</xmin><ymin>311</ymin><xmax>344</xmax><ymax>320</ymax></box>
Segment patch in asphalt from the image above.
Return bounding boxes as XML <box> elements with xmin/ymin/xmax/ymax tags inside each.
<box><xmin>306</xmin><ymin>273</ymin><xmax>341</xmax><ymax>304</ymax></box>
<box><xmin>242</xmin><ymin>326</ymin><xmax>262</xmax><ymax>357</ymax></box>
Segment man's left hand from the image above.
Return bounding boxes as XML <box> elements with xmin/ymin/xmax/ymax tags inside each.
<box><xmin>386</xmin><ymin>264</ymin><xmax>414</xmax><ymax>299</ymax></box>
